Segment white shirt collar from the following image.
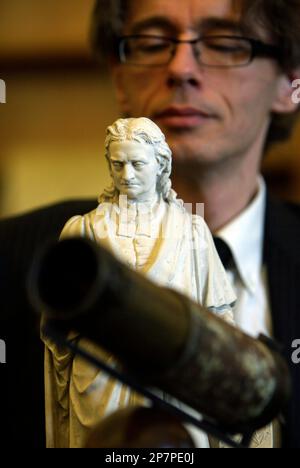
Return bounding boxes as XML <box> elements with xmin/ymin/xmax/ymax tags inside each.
<box><xmin>216</xmin><ymin>177</ymin><xmax>266</xmax><ymax>294</ymax></box>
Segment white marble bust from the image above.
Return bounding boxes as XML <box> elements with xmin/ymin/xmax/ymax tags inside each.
<box><xmin>42</xmin><ymin>118</ymin><xmax>236</xmax><ymax>448</ymax></box>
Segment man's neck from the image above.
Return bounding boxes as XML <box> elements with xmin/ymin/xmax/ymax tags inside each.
<box><xmin>172</xmin><ymin>156</ymin><xmax>261</xmax><ymax>233</ymax></box>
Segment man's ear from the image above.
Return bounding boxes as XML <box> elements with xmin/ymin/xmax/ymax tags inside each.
<box><xmin>110</xmin><ymin>64</ymin><xmax>131</xmax><ymax>115</ymax></box>
<box><xmin>272</xmin><ymin>69</ymin><xmax>300</xmax><ymax>114</ymax></box>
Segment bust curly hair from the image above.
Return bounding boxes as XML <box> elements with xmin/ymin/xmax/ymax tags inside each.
<box><xmin>100</xmin><ymin>117</ymin><xmax>181</xmax><ymax>206</ymax></box>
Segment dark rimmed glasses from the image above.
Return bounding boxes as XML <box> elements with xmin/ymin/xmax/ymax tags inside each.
<box><xmin>118</xmin><ymin>35</ymin><xmax>280</xmax><ymax>68</ymax></box>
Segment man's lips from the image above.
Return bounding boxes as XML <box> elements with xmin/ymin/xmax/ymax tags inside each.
<box><xmin>154</xmin><ymin>107</ymin><xmax>215</xmax><ymax>128</ymax></box>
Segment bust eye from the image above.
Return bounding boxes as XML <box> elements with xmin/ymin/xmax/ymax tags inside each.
<box><xmin>112</xmin><ymin>162</ymin><xmax>123</xmax><ymax>169</ymax></box>
<box><xmin>133</xmin><ymin>162</ymin><xmax>145</xmax><ymax>168</ymax></box>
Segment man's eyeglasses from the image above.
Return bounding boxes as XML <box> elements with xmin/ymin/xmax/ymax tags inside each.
<box><xmin>118</xmin><ymin>35</ymin><xmax>280</xmax><ymax>68</ymax></box>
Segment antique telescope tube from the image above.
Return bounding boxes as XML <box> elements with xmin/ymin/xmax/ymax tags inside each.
<box><xmin>28</xmin><ymin>237</ymin><xmax>291</xmax><ymax>434</ymax></box>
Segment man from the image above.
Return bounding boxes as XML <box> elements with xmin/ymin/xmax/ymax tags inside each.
<box><xmin>89</xmin><ymin>0</ymin><xmax>300</xmax><ymax>448</ymax></box>
<box><xmin>1</xmin><ymin>0</ymin><xmax>300</xmax><ymax>447</ymax></box>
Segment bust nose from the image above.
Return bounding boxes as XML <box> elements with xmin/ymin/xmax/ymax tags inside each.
<box><xmin>122</xmin><ymin>163</ymin><xmax>135</xmax><ymax>182</ymax></box>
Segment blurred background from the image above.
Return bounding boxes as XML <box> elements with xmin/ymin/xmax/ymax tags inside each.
<box><xmin>0</xmin><ymin>0</ymin><xmax>299</xmax><ymax>218</ymax></box>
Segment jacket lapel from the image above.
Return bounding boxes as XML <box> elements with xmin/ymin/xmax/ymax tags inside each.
<box><xmin>264</xmin><ymin>195</ymin><xmax>300</xmax><ymax>345</ymax></box>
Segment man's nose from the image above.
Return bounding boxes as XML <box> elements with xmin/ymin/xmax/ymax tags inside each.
<box><xmin>167</xmin><ymin>43</ymin><xmax>202</xmax><ymax>87</ymax></box>
<box><xmin>122</xmin><ymin>164</ymin><xmax>135</xmax><ymax>181</ymax></box>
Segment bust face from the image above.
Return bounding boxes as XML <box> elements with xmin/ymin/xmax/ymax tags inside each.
<box><xmin>109</xmin><ymin>140</ymin><xmax>162</xmax><ymax>202</ymax></box>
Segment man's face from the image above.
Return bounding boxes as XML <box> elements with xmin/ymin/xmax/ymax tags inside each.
<box><xmin>109</xmin><ymin>140</ymin><xmax>161</xmax><ymax>202</ymax></box>
<box><xmin>112</xmin><ymin>0</ymin><xmax>292</xmax><ymax>166</ymax></box>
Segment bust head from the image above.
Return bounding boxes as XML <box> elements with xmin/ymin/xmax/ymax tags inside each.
<box><xmin>100</xmin><ymin>118</ymin><xmax>176</xmax><ymax>203</ymax></box>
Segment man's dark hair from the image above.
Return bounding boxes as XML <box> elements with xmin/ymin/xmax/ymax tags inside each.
<box><xmin>91</xmin><ymin>0</ymin><xmax>300</xmax><ymax>149</ymax></box>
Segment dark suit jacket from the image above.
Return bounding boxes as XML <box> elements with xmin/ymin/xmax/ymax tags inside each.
<box><xmin>0</xmin><ymin>196</ymin><xmax>299</xmax><ymax>448</ymax></box>
<box><xmin>0</xmin><ymin>200</ymin><xmax>97</xmax><ymax>448</ymax></box>
<box><xmin>264</xmin><ymin>195</ymin><xmax>300</xmax><ymax>448</ymax></box>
